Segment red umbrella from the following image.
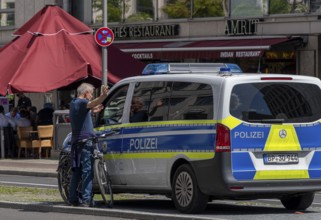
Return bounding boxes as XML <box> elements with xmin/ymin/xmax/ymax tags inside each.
<box><xmin>0</xmin><ymin>5</ymin><xmax>145</xmax><ymax>95</ymax></box>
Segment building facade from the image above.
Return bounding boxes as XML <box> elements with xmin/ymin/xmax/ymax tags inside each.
<box><xmin>66</xmin><ymin>0</ymin><xmax>321</xmax><ymax>78</ymax></box>
<box><xmin>1</xmin><ymin>0</ymin><xmax>321</xmax><ymax>109</ymax></box>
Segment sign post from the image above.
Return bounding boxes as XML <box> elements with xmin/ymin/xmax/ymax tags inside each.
<box><xmin>102</xmin><ymin>0</ymin><xmax>108</xmax><ymax>86</ymax></box>
<box><xmin>95</xmin><ymin>26</ymin><xmax>114</xmax><ymax>86</ymax></box>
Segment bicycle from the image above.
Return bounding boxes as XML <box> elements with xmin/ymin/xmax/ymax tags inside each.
<box><xmin>57</xmin><ymin>131</ymin><xmax>114</xmax><ymax>208</ymax></box>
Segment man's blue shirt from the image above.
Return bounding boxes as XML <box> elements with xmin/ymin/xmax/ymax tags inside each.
<box><xmin>70</xmin><ymin>98</ymin><xmax>94</xmax><ymax>143</ymax></box>
<box><xmin>69</xmin><ymin>98</ymin><xmax>94</xmax><ymax>168</ymax></box>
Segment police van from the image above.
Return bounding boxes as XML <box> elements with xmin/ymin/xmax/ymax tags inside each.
<box><xmin>92</xmin><ymin>63</ymin><xmax>321</xmax><ymax>213</ymax></box>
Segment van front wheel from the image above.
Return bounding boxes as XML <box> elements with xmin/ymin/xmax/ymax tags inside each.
<box><xmin>281</xmin><ymin>193</ymin><xmax>314</xmax><ymax>210</ymax></box>
<box><xmin>172</xmin><ymin>164</ymin><xmax>208</xmax><ymax>213</ymax></box>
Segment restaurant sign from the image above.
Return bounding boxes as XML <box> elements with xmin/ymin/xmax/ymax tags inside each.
<box><xmin>131</xmin><ymin>53</ymin><xmax>154</xmax><ymax>60</ymax></box>
<box><xmin>225</xmin><ymin>19</ymin><xmax>263</xmax><ymax>36</ymax></box>
<box><xmin>110</xmin><ymin>24</ymin><xmax>179</xmax><ymax>39</ymax></box>
<box><xmin>220</xmin><ymin>51</ymin><xmax>262</xmax><ymax>58</ymax></box>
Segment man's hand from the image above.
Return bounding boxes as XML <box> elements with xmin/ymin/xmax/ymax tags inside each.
<box><xmin>87</xmin><ymin>85</ymin><xmax>109</xmax><ymax>109</ymax></box>
<box><xmin>101</xmin><ymin>85</ymin><xmax>109</xmax><ymax>96</ymax></box>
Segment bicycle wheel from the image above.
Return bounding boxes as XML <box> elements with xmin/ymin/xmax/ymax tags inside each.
<box><xmin>94</xmin><ymin>159</ymin><xmax>113</xmax><ymax>208</ymax></box>
<box><xmin>57</xmin><ymin>153</ymin><xmax>72</xmax><ymax>204</ymax></box>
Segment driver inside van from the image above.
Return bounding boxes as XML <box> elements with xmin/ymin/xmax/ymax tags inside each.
<box><xmin>130</xmin><ymin>96</ymin><xmax>148</xmax><ymax>123</ymax></box>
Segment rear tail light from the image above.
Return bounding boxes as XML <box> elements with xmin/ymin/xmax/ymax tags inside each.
<box><xmin>215</xmin><ymin>123</ymin><xmax>231</xmax><ymax>152</ymax></box>
<box><xmin>261</xmin><ymin>77</ymin><xmax>292</xmax><ymax>80</ymax></box>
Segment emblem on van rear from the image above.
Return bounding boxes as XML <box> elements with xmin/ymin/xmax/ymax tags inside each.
<box><xmin>279</xmin><ymin>129</ymin><xmax>287</xmax><ymax>139</ymax></box>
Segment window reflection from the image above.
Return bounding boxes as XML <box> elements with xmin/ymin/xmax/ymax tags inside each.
<box><xmin>97</xmin><ymin>85</ymin><xmax>129</xmax><ymax>126</ymax></box>
<box><xmin>270</xmin><ymin>0</ymin><xmax>308</xmax><ymax>14</ymax></box>
<box><xmin>133</xmin><ymin>81</ymin><xmax>171</xmax><ymax>122</ymax></box>
<box><xmin>91</xmin><ymin>0</ymin><xmax>320</xmax><ymax>25</ymax></box>
<box><xmin>310</xmin><ymin>0</ymin><xmax>321</xmax><ymax>13</ymax></box>
<box><xmin>131</xmin><ymin>81</ymin><xmax>213</xmax><ymax>122</ymax></box>
<box><xmin>230</xmin><ymin>0</ymin><xmax>267</xmax><ymax>17</ymax></box>
<box><xmin>126</xmin><ymin>0</ymin><xmax>155</xmax><ymax>22</ymax></box>
<box><xmin>92</xmin><ymin>0</ymin><xmax>122</xmax><ymax>23</ymax></box>
<box><xmin>162</xmin><ymin>0</ymin><xmax>191</xmax><ymax>19</ymax></box>
<box><xmin>169</xmin><ymin>82</ymin><xmax>213</xmax><ymax>120</ymax></box>
<box><xmin>230</xmin><ymin>83</ymin><xmax>321</xmax><ymax>123</ymax></box>
<box><xmin>193</xmin><ymin>0</ymin><xmax>226</xmax><ymax>18</ymax></box>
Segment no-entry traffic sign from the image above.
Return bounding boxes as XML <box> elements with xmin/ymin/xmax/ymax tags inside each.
<box><xmin>95</xmin><ymin>27</ymin><xmax>114</xmax><ymax>47</ymax></box>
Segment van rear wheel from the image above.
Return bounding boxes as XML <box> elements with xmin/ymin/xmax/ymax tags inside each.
<box><xmin>172</xmin><ymin>164</ymin><xmax>208</xmax><ymax>213</ymax></box>
<box><xmin>281</xmin><ymin>193</ymin><xmax>314</xmax><ymax>210</ymax></box>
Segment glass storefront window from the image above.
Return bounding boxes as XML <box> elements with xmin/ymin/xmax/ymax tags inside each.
<box><xmin>193</xmin><ymin>0</ymin><xmax>225</xmax><ymax>18</ymax></box>
<box><xmin>310</xmin><ymin>0</ymin><xmax>321</xmax><ymax>13</ymax></box>
<box><xmin>270</xmin><ymin>0</ymin><xmax>308</xmax><ymax>14</ymax></box>
<box><xmin>230</xmin><ymin>0</ymin><xmax>268</xmax><ymax>17</ymax></box>
<box><xmin>93</xmin><ymin>0</ymin><xmax>156</xmax><ymax>23</ymax></box>
<box><xmin>162</xmin><ymin>0</ymin><xmax>191</xmax><ymax>19</ymax></box>
<box><xmin>91</xmin><ymin>0</ymin><xmax>318</xmax><ymax>23</ymax></box>
<box><xmin>125</xmin><ymin>0</ymin><xmax>155</xmax><ymax>22</ymax></box>
<box><xmin>92</xmin><ymin>0</ymin><xmax>122</xmax><ymax>23</ymax></box>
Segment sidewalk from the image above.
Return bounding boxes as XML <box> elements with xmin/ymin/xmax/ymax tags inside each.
<box><xmin>0</xmin><ymin>158</ymin><xmax>58</xmax><ymax>177</ymax></box>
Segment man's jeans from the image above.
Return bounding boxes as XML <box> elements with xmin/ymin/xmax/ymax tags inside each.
<box><xmin>69</xmin><ymin>141</ymin><xmax>94</xmax><ymax>204</ymax></box>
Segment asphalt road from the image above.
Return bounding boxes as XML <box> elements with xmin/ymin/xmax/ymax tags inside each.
<box><xmin>0</xmin><ymin>207</ymin><xmax>130</xmax><ymax>220</ymax></box>
<box><xmin>1</xmin><ymin>174</ymin><xmax>321</xmax><ymax>220</ymax></box>
<box><xmin>0</xmin><ymin>174</ymin><xmax>58</xmax><ymax>188</ymax></box>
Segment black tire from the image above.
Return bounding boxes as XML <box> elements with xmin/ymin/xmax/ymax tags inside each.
<box><xmin>172</xmin><ymin>164</ymin><xmax>208</xmax><ymax>214</ymax></box>
<box><xmin>281</xmin><ymin>193</ymin><xmax>315</xmax><ymax>210</ymax></box>
<box><xmin>57</xmin><ymin>153</ymin><xmax>72</xmax><ymax>204</ymax></box>
<box><xmin>94</xmin><ymin>159</ymin><xmax>113</xmax><ymax>208</ymax></box>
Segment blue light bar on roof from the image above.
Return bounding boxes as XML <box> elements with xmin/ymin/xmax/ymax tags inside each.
<box><xmin>142</xmin><ymin>63</ymin><xmax>243</xmax><ymax>75</ymax></box>
<box><xmin>226</xmin><ymin>63</ymin><xmax>242</xmax><ymax>73</ymax></box>
<box><xmin>142</xmin><ymin>64</ymin><xmax>169</xmax><ymax>75</ymax></box>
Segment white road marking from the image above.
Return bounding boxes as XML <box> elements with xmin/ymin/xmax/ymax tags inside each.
<box><xmin>0</xmin><ymin>181</ymin><xmax>57</xmax><ymax>188</ymax></box>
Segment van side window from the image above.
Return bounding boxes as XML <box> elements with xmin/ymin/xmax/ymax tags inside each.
<box><xmin>132</xmin><ymin>81</ymin><xmax>171</xmax><ymax>122</ymax></box>
<box><xmin>169</xmin><ymin>82</ymin><xmax>213</xmax><ymax>120</ymax></box>
<box><xmin>96</xmin><ymin>84</ymin><xmax>129</xmax><ymax>126</ymax></box>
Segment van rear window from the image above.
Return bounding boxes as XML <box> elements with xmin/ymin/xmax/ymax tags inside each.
<box><xmin>230</xmin><ymin>83</ymin><xmax>321</xmax><ymax>123</ymax></box>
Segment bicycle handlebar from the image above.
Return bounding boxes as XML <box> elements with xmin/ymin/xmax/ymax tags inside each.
<box><xmin>79</xmin><ymin>130</ymin><xmax>115</xmax><ymax>144</ymax></box>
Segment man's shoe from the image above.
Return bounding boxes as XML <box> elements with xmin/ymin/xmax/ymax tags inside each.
<box><xmin>78</xmin><ymin>203</ymin><xmax>90</xmax><ymax>207</ymax></box>
<box><xmin>79</xmin><ymin>200</ymin><xmax>95</xmax><ymax>207</ymax></box>
<box><xmin>69</xmin><ymin>201</ymin><xmax>80</xmax><ymax>206</ymax></box>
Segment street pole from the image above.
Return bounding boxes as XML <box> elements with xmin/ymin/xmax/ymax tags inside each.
<box><xmin>102</xmin><ymin>0</ymin><xmax>108</xmax><ymax>86</ymax></box>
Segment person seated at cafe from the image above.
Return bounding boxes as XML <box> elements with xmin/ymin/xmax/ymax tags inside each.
<box><xmin>15</xmin><ymin>109</ymin><xmax>31</xmax><ymax>127</ymax></box>
<box><xmin>0</xmin><ymin>105</ymin><xmax>9</xmax><ymax>127</ymax></box>
<box><xmin>17</xmin><ymin>93</ymin><xmax>32</xmax><ymax>109</ymax></box>
<box><xmin>28</xmin><ymin>106</ymin><xmax>38</xmax><ymax>129</ymax></box>
<box><xmin>0</xmin><ymin>105</ymin><xmax>16</xmax><ymax>157</ymax></box>
<box><xmin>0</xmin><ymin>105</ymin><xmax>16</xmax><ymax>129</ymax></box>
<box><xmin>37</xmin><ymin>103</ymin><xmax>54</xmax><ymax>125</ymax></box>
<box><xmin>5</xmin><ymin>107</ymin><xmax>20</xmax><ymax>123</ymax></box>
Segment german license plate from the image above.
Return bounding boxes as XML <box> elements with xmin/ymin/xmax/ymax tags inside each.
<box><xmin>263</xmin><ymin>153</ymin><xmax>299</xmax><ymax>164</ymax></box>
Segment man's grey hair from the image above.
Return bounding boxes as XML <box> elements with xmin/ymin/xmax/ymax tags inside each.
<box><xmin>77</xmin><ymin>83</ymin><xmax>94</xmax><ymax>96</ymax></box>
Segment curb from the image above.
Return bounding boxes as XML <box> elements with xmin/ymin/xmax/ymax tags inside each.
<box><xmin>0</xmin><ymin>201</ymin><xmax>221</xmax><ymax>220</ymax></box>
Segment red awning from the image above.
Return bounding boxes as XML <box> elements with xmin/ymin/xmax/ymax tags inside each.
<box><xmin>0</xmin><ymin>5</ymin><xmax>145</xmax><ymax>95</ymax></box>
<box><xmin>113</xmin><ymin>37</ymin><xmax>300</xmax><ymax>60</ymax></box>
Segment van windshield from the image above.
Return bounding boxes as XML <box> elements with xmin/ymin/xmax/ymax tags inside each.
<box><xmin>230</xmin><ymin>82</ymin><xmax>321</xmax><ymax>123</ymax></box>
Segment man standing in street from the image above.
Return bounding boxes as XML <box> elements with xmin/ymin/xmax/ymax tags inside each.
<box><xmin>69</xmin><ymin>83</ymin><xmax>108</xmax><ymax>207</ymax></box>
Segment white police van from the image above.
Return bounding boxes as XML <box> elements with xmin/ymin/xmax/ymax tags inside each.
<box><xmin>90</xmin><ymin>63</ymin><xmax>321</xmax><ymax>213</ymax></box>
